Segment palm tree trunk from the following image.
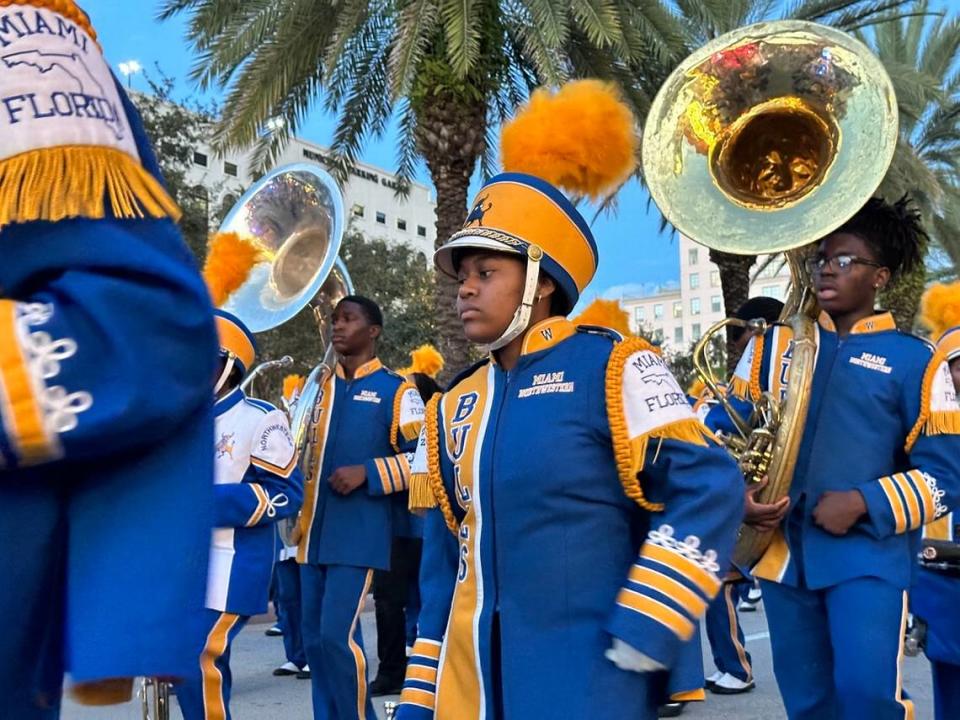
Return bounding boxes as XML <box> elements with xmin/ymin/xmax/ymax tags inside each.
<box><xmin>710</xmin><ymin>248</ymin><xmax>757</xmax><ymax>372</ymax></box>
<box><xmin>881</xmin><ymin>260</ymin><xmax>926</xmax><ymax>331</ymax></box>
<box><xmin>416</xmin><ymin>90</ymin><xmax>487</xmax><ymax>383</ymax></box>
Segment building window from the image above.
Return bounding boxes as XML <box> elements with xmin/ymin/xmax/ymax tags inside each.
<box><xmin>692</xmin><ymin>323</ymin><xmax>702</xmax><ymax>340</ymax></box>
<box><xmin>397</xmin><ymin>218</ymin><xmax>407</xmax><ymax>231</ymax></box>
<box><xmin>417</xmin><ymin>225</ymin><xmax>427</xmax><ymax>237</ymax></box>
<box><xmin>690</xmin><ymin>297</ymin><xmax>701</xmax><ymax>315</ymax></box>
<box><xmin>688</xmin><ymin>248</ymin><xmax>699</xmax><ymax>265</ymax></box>
<box><xmin>673</xmin><ymin>301</ymin><xmax>683</xmax><ymax>319</ymax></box>
<box><xmin>352</xmin><ymin>204</ymin><xmax>365</xmax><ymax>218</ymax></box>
<box><xmin>653</xmin><ymin>328</ymin><xmax>664</xmax><ymax>344</ymax></box>
<box><xmin>224</xmin><ymin>161</ymin><xmax>238</xmax><ymax>177</ymax></box>
<box><xmin>762</xmin><ymin>285</ymin><xmax>780</xmax><ymax>299</ymax></box>
<box><xmin>711</xmin><ymin>295</ymin><xmax>722</xmax><ymax>313</ymax></box>
<box><xmin>690</xmin><ymin>272</ymin><xmax>700</xmax><ymax>290</ymax></box>
<box><xmin>654</xmin><ymin>304</ymin><xmax>664</xmax><ymax>320</ymax></box>
<box><xmin>635</xmin><ymin>307</ymin><xmax>646</xmax><ymax>324</ymax></box>
<box><xmin>674</xmin><ymin>326</ymin><xmax>684</xmax><ymax>344</ymax></box>
<box><xmin>193</xmin><ymin>151</ymin><xmax>208</xmax><ymax>167</ymax></box>
<box><xmin>710</xmin><ymin>270</ymin><xmax>720</xmax><ymax>287</ymax></box>
<box><xmin>376</xmin><ymin>211</ymin><xmax>386</xmax><ymax>225</ymax></box>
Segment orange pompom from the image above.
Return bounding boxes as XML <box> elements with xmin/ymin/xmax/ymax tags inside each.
<box><xmin>398</xmin><ymin>344</ymin><xmax>445</xmax><ymax>379</ymax></box>
<box><xmin>920</xmin><ymin>282</ymin><xmax>960</xmax><ymax>338</ymax></box>
<box><xmin>500</xmin><ymin>80</ymin><xmax>638</xmax><ymax>200</ymax></box>
<box><xmin>572</xmin><ymin>298</ymin><xmax>633</xmax><ymax>337</ymax></box>
<box><xmin>202</xmin><ymin>232</ymin><xmax>263</xmax><ymax>307</ymax></box>
<box><xmin>283</xmin><ymin>374</ymin><xmax>305</xmax><ymax>402</ymax></box>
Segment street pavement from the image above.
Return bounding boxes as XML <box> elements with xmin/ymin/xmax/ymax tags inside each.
<box><xmin>63</xmin><ymin>597</ymin><xmax>934</xmax><ymax>719</ymax></box>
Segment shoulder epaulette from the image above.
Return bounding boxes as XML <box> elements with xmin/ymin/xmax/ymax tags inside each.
<box><xmin>446</xmin><ymin>357</ymin><xmax>491</xmax><ymax>393</ymax></box>
<box><xmin>244</xmin><ymin>398</ymin><xmax>276</xmax><ymax>414</ymax></box>
<box><xmin>575</xmin><ymin>324</ymin><xmax>624</xmax><ymax>342</ymax></box>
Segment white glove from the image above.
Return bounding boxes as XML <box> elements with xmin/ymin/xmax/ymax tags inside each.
<box><xmin>605</xmin><ymin>638</ymin><xmax>667</xmax><ymax>673</ymax></box>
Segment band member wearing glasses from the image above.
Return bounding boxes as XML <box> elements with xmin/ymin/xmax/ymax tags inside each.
<box><xmin>0</xmin><ymin>3</ymin><xmax>219</xmax><ymax>716</ymax></box>
<box><xmin>396</xmin><ymin>81</ymin><xmax>743</xmax><ymax>720</ymax></box>
<box><xmin>176</xmin><ymin>309</ymin><xmax>304</xmax><ymax>720</ymax></box>
<box><xmin>730</xmin><ymin>196</ymin><xmax>960</xmax><ymax>720</ymax></box>
<box><xmin>296</xmin><ymin>295</ymin><xmax>425</xmax><ymax>719</ymax></box>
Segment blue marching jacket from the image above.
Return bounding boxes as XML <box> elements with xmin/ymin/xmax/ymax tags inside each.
<box><xmin>208</xmin><ymin>389</ymin><xmax>303</xmax><ymax>617</ymax></box>
<box><xmin>297</xmin><ymin>358</ymin><xmax>425</xmax><ymax>570</ymax></box>
<box><xmin>715</xmin><ymin>312</ymin><xmax>960</xmax><ymax>590</ymax></box>
<box><xmin>0</xmin><ymin>83</ymin><xmax>219</xmax><ymax>687</ymax></box>
<box><xmin>399</xmin><ymin>318</ymin><xmax>743</xmax><ymax>720</ymax></box>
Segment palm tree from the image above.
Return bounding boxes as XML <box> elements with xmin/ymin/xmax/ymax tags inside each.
<box><xmin>157</xmin><ymin>0</ymin><xmax>691</xmax><ymax>377</ymax></box>
<box><xmin>855</xmin><ymin>1</ymin><xmax>960</xmax><ymax>327</ymax></box>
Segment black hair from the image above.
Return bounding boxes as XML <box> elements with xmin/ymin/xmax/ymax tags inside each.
<box><xmin>410</xmin><ymin>372</ymin><xmax>443</xmax><ymax>403</ymax></box>
<box><xmin>832</xmin><ymin>195</ymin><xmax>927</xmax><ymax>278</ymax></box>
<box><xmin>337</xmin><ymin>295</ymin><xmax>384</xmax><ymax>327</ymax></box>
<box><xmin>729</xmin><ymin>296</ymin><xmax>785</xmax><ymax>344</ymax></box>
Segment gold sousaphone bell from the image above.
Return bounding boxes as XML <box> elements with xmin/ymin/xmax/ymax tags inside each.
<box><xmin>643</xmin><ymin>21</ymin><xmax>898</xmax><ymax>568</ymax></box>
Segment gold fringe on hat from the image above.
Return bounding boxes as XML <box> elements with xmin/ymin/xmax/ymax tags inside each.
<box><xmin>920</xmin><ymin>282</ymin><xmax>960</xmax><ymax>339</ymax></box>
<box><xmin>397</xmin><ymin>344</ymin><xmax>445</xmax><ymax>379</ymax></box>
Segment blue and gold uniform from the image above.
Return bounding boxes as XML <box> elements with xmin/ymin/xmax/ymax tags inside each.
<box><xmin>397</xmin><ymin>132</ymin><xmax>743</xmax><ymax>718</ymax></box>
<box><xmin>297</xmin><ymin>358</ymin><xmax>424</xmax><ymax>719</ymax></box>
<box><xmin>912</xmin><ymin>314</ymin><xmax>960</xmax><ymax>720</ymax></box>
<box><xmin>0</xmin><ymin>2</ymin><xmax>217</xmax><ymax>716</ymax></box>
<box><xmin>177</xmin><ymin>311</ymin><xmax>304</xmax><ymax>720</ymax></box>
<box><xmin>722</xmin><ymin>313</ymin><xmax>960</xmax><ymax>719</ymax></box>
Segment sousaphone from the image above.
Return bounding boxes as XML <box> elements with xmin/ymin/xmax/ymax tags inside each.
<box><xmin>643</xmin><ymin>21</ymin><xmax>898</xmax><ymax>568</ymax></box>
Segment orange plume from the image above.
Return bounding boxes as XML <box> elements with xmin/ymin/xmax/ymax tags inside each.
<box><xmin>397</xmin><ymin>344</ymin><xmax>445</xmax><ymax>379</ymax></box>
<box><xmin>282</xmin><ymin>374</ymin><xmax>305</xmax><ymax>402</ymax></box>
<box><xmin>500</xmin><ymin>79</ymin><xmax>638</xmax><ymax>200</ymax></box>
<box><xmin>202</xmin><ymin>232</ymin><xmax>263</xmax><ymax>307</ymax></box>
<box><xmin>920</xmin><ymin>282</ymin><xmax>960</xmax><ymax>339</ymax></box>
<box><xmin>573</xmin><ymin>298</ymin><xmax>633</xmax><ymax>337</ymax></box>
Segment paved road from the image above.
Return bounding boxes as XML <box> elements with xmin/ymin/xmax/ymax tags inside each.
<box><xmin>63</xmin><ymin>598</ymin><xmax>934</xmax><ymax>719</ymax></box>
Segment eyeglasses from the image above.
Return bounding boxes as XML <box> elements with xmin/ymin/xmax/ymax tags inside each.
<box><xmin>806</xmin><ymin>254</ymin><xmax>884</xmax><ymax>275</ymax></box>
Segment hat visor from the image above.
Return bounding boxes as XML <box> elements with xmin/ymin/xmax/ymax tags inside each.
<box><xmin>434</xmin><ymin>235</ymin><xmax>524</xmax><ymax>278</ymax></box>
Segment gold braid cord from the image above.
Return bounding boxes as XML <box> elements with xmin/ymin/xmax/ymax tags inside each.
<box><xmin>1</xmin><ymin>1</ymin><xmax>100</xmax><ymax>45</ymax></box>
<box><xmin>906</xmin><ymin>347</ymin><xmax>960</xmax><ymax>452</ymax></box>
<box><xmin>605</xmin><ymin>337</ymin><xmax>666</xmax><ymax>512</ymax></box>
<box><xmin>389</xmin><ymin>380</ymin><xmax>417</xmax><ymax>452</ymax></box>
<box><xmin>749</xmin><ymin>332</ymin><xmax>765</xmax><ymax>402</ymax></box>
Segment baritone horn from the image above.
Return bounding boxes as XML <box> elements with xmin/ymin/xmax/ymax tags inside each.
<box><xmin>643</xmin><ymin>20</ymin><xmax>898</xmax><ymax>568</ymax></box>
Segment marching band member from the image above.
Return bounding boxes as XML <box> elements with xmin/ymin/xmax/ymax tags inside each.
<box><xmin>0</xmin><ymin>2</ymin><xmax>218</xmax><ymax>716</ymax></box>
<box><xmin>396</xmin><ymin>80</ymin><xmax>743</xmax><ymax>720</ymax></box>
<box><xmin>730</xmin><ymin>197</ymin><xmax>960</xmax><ymax>719</ymax></box>
<box><xmin>912</xmin><ymin>282</ymin><xmax>960</xmax><ymax>720</ymax></box>
<box><xmin>370</xmin><ymin>346</ymin><xmax>445</xmax><ymax>697</ymax></box>
<box><xmin>702</xmin><ymin>297</ymin><xmax>783</xmax><ymax>697</ymax></box>
<box><xmin>176</xmin><ymin>308</ymin><xmax>304</xmax><ymax>720</ymax></box>
<box><xmin>296</xmin><ymin>295</ymin><xmax>425</xmax><ymax>719</ymax></box>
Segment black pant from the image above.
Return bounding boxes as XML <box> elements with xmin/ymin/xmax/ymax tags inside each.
<box><xmin>372</xmin><ymin>536</ymin><xmax>422</xmax><ymax>682</ymax></box>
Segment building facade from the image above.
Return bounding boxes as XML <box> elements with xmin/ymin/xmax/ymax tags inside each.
<box><xmin>185</xmin><ymin>137</ymin><xmax>437</xmax><ymax>260</ymax></box>
<box><xmin>620</xmin><ymin>235</ymin><xmax>791</xmax><ymax>352</ymax></box>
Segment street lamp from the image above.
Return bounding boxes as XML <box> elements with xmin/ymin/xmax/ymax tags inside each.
<box><xmin>118</xmin><ymin>60</ymin><xmax>142</xmax><ymax>88</ymax></box>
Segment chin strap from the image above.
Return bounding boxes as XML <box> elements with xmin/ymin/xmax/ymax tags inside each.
<box><xmin>485</xmin><ymin>244</ymin><xmax>543</xmax><ymax>353</ymax></box>
<box><xmin>214</xmin><ymin>354</ymin><xmax>237</xmax><ymax>395</ymax></box>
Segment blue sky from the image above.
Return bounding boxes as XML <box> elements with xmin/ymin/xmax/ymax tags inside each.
<box><xmin>81</xmin><ymin>1</ymin><xmax>682</xmax><ymax>303</ymax></box>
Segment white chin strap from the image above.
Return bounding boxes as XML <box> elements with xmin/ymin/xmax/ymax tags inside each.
<box><xmin>214</xmin><ymin>354</ymin><xmax>237</xmax><ymax>395</ymax></box>
<box><xmin>485</xmin><ymin>245</ymin><xmax>543</xmax><ymax>353</ymax></box>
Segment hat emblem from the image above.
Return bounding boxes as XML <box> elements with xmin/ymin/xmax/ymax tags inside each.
<box><xmin>465</xmin><ymin>195</ymin><xmax>492</xmax><ymax>227</ymax></box>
